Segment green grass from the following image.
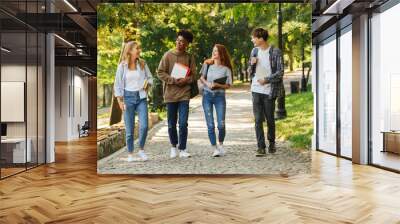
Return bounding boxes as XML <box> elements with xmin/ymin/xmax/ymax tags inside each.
<box><xmin>155</xmin><ymin>108</ymin><xmax>167</xmax><ymax>120</ymax></box>
<box><xmin>97</xmin><ymin>112</ymin><xmax>111</xmax><ymax>119</ymax></box>
<box><xmin>276</xmin><ymin>88</ymin><xmax>313</xmax><ymax>150</ymax></box>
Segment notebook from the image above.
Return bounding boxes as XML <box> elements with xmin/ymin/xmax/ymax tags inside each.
<box><xmin>171</xmin><ymin>63</ymin><xmax>190</xmax><ymax>79</ymax></box>
<box><xmin>213</xmin><ymin>76</ymin><xmax>228</xmax><ymax>84</ymax></box>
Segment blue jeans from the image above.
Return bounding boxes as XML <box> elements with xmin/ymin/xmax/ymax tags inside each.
<box><xmin>166</xmin><ymin>101</ymin><xmax>189</xmax><ymax>150</ymax></box>
<box><xmin>123</xmin><ymin>90</ymin><xmax>148</xmax><ymax>153</ymax></box>
<box><xmin>202</xmin><ymin>91</ymin><xmax>226</xmax><ymax>146</ymax></box>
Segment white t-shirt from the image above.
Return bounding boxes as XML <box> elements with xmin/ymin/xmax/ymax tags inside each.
<box><xmin>251</xmin><ymin>47</ymin><xmax>272</xmax><ymax>95</ymax></box>
<box><xmin>125</xmin><ymin>69</ymin><xmax>144</xmax><ymax>92</ymax></box>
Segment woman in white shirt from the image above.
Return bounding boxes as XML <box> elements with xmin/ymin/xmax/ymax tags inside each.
<box><xmin>114</xmin><ymin>41</ymin><xmax>153</xmax><ymax>162</ymax></box>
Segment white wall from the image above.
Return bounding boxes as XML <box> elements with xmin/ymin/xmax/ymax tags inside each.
<box><xmin>54</xmin><ymin>67</ymin><xmax>89</xmax><ymax>141</ymax></box>
<box><xmin>72</xmin><ymin>73</ymin><xmax>89</xmax><ymax>138</ymax></box>
<box><xmin>1</xmin><ymin>63</ymin><xmax>46</xmax><ymax>164</ymax></box>
<box><xmin>55</xmin><ymin>66</ymin><xmax>69</xmax><ymax>141</ymax></box>
<box><xmin>1</xmin><ymin>66</ymin><xmax>26</xmax><ymax>135</ymax></box>
<box><xmin>1</xmin><ymin>65</ymin><xmax>36</xmax><ymax>138</ymax></box>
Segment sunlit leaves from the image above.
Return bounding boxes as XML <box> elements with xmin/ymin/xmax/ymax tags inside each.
<box><xmin>97</xmin><ymin>3</ymin><xmax>312</xmax><ymax>84</ymax></box>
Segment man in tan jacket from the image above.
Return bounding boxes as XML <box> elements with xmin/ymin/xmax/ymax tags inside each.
<box><xmin>157</xmin><ymin>30</ymin><xmax>197</xmax><ymax>158</ymax></box>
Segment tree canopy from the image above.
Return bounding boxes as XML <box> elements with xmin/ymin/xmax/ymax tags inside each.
<box><xmin>97</xmin><ymin>3</ymin><xmax>311</xmax><ymax>85</ymax></box>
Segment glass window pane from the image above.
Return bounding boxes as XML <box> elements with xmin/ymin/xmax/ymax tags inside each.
<box><xmin>1</xmin><ymin>31</ymin><xmax>27</xmax><ymax>177</ymax></box>
<box><xmin>371</xmin><ymin>4</ymin><xmax>400</xmax><ymax>171</ymax></box>
<box><xmin>27</xmin><ymin>31</ymin><xmax>38</xmax><ymax>169</ymax></box>
<box><xmin>0</xmin><ymin>1</ymin><xmax>46</xmax><ymax>178</ymax></box>
<box><xmin>317</xmin><ymin>35</ymin><xmax>337</xmax><ymax>154</ymax></box>
<box><xmin>340</xmin><ymin>27</ymin><xmax>352</xmax><ymax>158</ymax></box>
<box><xmin>38</xmin><ymin>32</ymin><xmax>45</xmax><ymax>165</ymax></box>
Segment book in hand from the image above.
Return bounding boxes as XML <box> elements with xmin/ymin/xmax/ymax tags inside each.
<box><xmin>171</xmin><ymin>63</ymin><xmax>190</xmax><ymax>79</ymax></box>
<box><xmin>142</xmin><ymin>79</ymin><xmax>149</xmax><ymax>91</ymax></box>
<box><xmin>212</xmin><ymin>76</ymin><xmax>228</xmax><ymax>85</ymax></box>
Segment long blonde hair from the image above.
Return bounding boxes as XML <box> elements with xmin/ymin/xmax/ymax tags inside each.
<box><xmin>119</xmin><ymin>41</ymin><xmax>145</xmax><ymax>70</ymax></box>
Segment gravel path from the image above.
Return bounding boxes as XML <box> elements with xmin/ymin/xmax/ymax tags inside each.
<box><xmin>97</xmin><ymin>86</ymin><xmax>311</xmax><ymax>175</ymax></box>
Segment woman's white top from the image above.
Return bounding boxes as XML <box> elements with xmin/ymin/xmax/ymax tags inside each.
<box><xmin>114</xmin><ymin>60</ymin><xmax>154</xmax><ymax>99</ymax></box>
<box><xmin>125</xmin><ymin>69</ymin><xmax>142</xmax><ymax>92</ymax></box>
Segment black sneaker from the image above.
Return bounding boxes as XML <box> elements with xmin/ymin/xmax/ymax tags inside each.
<box><xmin>268</xmin><ymin>143</ymin><xmax>276</xmax><ymax>154</ymax></box>
<box><xmin>256</xmin><ymin>148</ymin><xmax>266</xmax><ymax>157</ymax></box>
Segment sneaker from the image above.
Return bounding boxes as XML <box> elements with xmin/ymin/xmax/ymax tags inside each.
<box><xmin>268</xmin><ymin>143</ymin><xmax>276</xmax><ymax>154</ymax></box>
<box><xmin>125</xmin><ymin>154</ymin><xmax>141</xmax><ymax>162</ymax></box>
<box><xmin>179</xmin><ymin>150</ymin><xmax>191</xmax><ymax>158</ymax></box>
<box><xmin>212</xmin><ymin>148</ymin><xmax>221</xmax><ymax>157</ymax></box>
<box><xmin>170</xmin><ymin>147</ymin><xmax>177</xmax><ymax>158</ymax></box>
<box><xmin>138</xmin><ymin>150</ymin><xmax>148</xmax><ymax>161</ymax></box>
<box><xmin>217</xmin><ymin>145</ymin><xmax>225</xmax><ymax>156</ymax></box>
<box><xmin>256</xmin><ymin>148</ymin><xmax>266</xmax><ymax>157</ymax></box>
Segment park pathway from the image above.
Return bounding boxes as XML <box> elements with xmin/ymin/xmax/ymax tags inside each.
<box><xmin>98</xmin><ymin>85</ymin><xmax>311</xmax><ymax>175</ymax></box>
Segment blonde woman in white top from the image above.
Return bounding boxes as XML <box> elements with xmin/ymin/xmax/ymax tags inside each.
<box><xmin>114</xmin><ymin>41</ymin><xmax>153</xmax><ymax>162</ymax></box>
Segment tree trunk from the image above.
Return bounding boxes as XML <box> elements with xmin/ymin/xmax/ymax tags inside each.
<box><xmin>239</xmin><ymin>65</ymin><xmax>244</xmax><ymax>82</ymax></box>
<box><xmin>288</xmin><ymin>51</ymin><xmax>294</xmax><ymax>72</ymax></box>
<box><xmin>305</xmin><ymin>66</ymin><xmax>311</xmax><ymax>87</ymax></box>
<box><xmin>103</xmin><ymin>84</ymin><xmax>106</xmax><ymax>107</ymax></box>
<box><xmin>301</xmin><ymin>48</ymin><xmax>307</xmax><ymax>92</ymax></box>
<box><xmin>107</xmin><ymin>84</ymin><xmax>113</xmax><ymax>106</ymax></box>
<box><xmin>276</xmin><ymin>85</ymin><xmax>287</xmax><ymax>119</ymax></box>
<box><xmin>244</xmin><ymin>58</ymin><xmax>248</xmax><ymax>82</ymax></box>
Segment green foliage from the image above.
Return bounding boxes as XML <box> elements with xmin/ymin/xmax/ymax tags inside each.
<box><xmin>97</xmin><ymin>3</ymin><xmax>311</xmax><ymax>109</ymax></box>
<box><xmin>276</xmin><ymin>88</ymin><xmax>314</xmax><ymax>150</ymax></box>
<box><xmin>281</xmin><ymin>4</ymin><xmax>312</xmax><ymax>71</ymax></box>
<box><xmin>97</xmin><ymin>27</ymin><xmax>123</xmax><ymax>85</ymax></box>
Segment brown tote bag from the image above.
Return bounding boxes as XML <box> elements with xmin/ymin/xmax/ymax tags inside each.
<box><xmin>109</xmin><ymin>94</ymin><xmax>122</xmax><ymax>126</ymax></box>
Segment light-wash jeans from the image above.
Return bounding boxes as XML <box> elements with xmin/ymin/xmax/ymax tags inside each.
<box><xmin>202</xmin><ymin>90</ymin><xmax>226</xmax><ymax>146</ymax></box>
<box><xmin>123</xmin><ymin>90</ymin><xmax>148</xmax><ymax>153</ymax></box>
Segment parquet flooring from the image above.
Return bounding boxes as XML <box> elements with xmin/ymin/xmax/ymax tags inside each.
<box><xmin>1</xmin><ymin>135</ymin><xmax>400</xmax><ymax>223</ymax></box>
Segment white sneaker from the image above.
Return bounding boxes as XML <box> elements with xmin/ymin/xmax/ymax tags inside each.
<box><xmin>212</xmin><ymin>148</ymin><xmax>221</xmax><ymax>157</ymax></box>
<box><xmin>179</xmin><ymin>150</ymin><xmax>191</xmax><ymax>158</ymax></box>
<box><xmin>218</xmin><ymin>145</ymin><xmax>225</xmax><ymax>156</ymax></box>
<box><xmin>138</xmin><ymin>150</ymin><xmax>148</xmax><ymax>161</ymax></box>
<box><xmin>125</xmin><ymin>154</ymin><xmax>141</xmax><ymax>162</ymax></box>
<box><xmin>170</xmin><ymin>147</ymin><xmax>177</xmax><ymax>158</ymax></box>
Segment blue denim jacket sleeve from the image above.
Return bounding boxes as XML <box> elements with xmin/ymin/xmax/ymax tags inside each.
<box><xmin>114</xmin><ymin>63</ymin><xmax>125</xmax><ymax>97</ymax></box>
<box><xmin>144</xmin><ymin>63</ymin><xmax>154</xmax><ymax>85</ymax></box>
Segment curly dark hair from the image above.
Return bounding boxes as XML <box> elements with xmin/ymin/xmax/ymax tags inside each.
<box><xmin>177</xmin><ymin>29</ymin><xmax>194</xmax><ymax>43</ymax></box>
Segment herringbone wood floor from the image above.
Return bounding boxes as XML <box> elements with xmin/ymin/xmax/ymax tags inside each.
<box><xmin>1</xmin><ymin>135</ymin><xmax>400</xmax><ymax>224</ymax></box>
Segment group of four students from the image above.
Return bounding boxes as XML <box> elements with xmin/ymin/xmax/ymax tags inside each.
<box><xmin>113</xmin><ymin>27</ymin><xmax>284</xmax><ymax>162</ymax></box>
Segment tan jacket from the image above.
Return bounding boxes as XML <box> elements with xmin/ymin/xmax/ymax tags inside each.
<box><xmin>157</xmin><ymin>49</ymin><xmax>197</xmax><ymax>103</ymax></box>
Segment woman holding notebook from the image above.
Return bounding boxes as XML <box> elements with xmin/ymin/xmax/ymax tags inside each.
<box><xmin>114</xmin><ymin>41</ymin><xmax>153</xmax><ymax>162</ymax></box>
<box><xmin>199</xmin><ymin>44</ymin><xmax>233</xmax><ymax>157</ymax></box>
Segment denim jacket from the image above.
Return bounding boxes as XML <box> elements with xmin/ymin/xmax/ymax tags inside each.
<box><xmin>114</xmin><ymin>61</ymin><xmax>154</xmax><ymax>99</ymax></box>
<box><xmin>248</xmin><ymin>46</ymin><xmax>284</xmax><ymax>99</ymax></box>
